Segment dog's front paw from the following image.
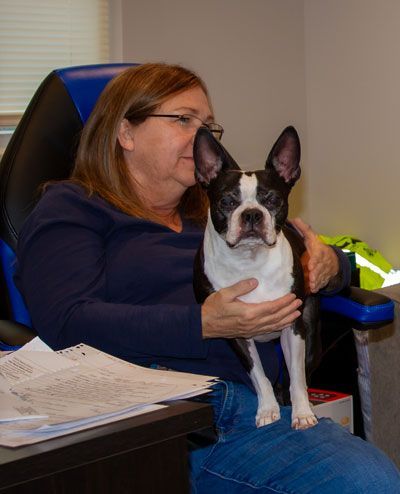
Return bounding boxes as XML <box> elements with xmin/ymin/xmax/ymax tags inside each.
<box><xmin>256</xmin><ymin>406</ymin><xmax>281</xmax><ymax>428</ymax></box>
<box><xmin>291</xmin><ymin>411</ymin><xmax>318</xmax><ymax>430</ymax></box>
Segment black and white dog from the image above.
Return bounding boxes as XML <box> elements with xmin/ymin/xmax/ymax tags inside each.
<box><xmin>193</xmin><ymin>126</ymin><xmax>319</xmax><ymax>430</ymax></box>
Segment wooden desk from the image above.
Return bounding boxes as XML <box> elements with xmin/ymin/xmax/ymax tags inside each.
<box><xmin>0</xmin><ymin>400</ymin><xmax>213</xmax><ymax>494</ymax></box>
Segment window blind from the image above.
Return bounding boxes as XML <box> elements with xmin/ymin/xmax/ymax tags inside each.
<box><xmin>0</xmin><ymin>0</ymin><xmax>110</xmax><ymax>116</ymax></box>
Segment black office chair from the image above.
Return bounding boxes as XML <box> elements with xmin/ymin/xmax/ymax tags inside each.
<box><xmin>0</xmin><ymin>63</ymin><xmax>134</xmax><ymax>349</ymax></box>
<box><xmin>0</xmin><ymin>64</ymin><xmax>395</xmax><ymax>439</ymax></box>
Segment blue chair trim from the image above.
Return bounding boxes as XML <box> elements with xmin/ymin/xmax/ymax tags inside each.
<box><xmin>0</xmin><ymin>239</ymin><xmax>31</xmax><ymax>326</ymax></box>
<box><xmin>321</xmin><ymin>294</ymin><xmax>394</xmax><ymax>324</ymax></box>
<box><xmin>0</xmin><ymin>341</ymin><xmax>22</xmax><ymax>351</ymax></box>
<box><xmin>55</xmin><ymin>63</ymin><xmax>135</xmax><ymax>124</ymax></box>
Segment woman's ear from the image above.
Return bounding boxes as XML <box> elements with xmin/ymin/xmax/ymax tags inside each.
<box><xmin>117</xmin><ymin>118</ymin><xmax>135</xmax><ymax>151</ymax></box>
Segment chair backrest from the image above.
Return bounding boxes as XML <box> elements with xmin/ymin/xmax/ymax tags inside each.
<box><xmin>0</xmin><ymin>63</ymin><xmax>135</xmax><ymax>326</ymax></box>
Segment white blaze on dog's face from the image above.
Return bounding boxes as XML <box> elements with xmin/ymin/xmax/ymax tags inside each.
<box><xmin>225</xmin><ymin>172</ymin><xmax>278</xmax><ymax>248</ymax></box>
<box><xmin>198</xmin><ymin>166</ymin><xmax>290</xmax><ymax>250</ymax></box>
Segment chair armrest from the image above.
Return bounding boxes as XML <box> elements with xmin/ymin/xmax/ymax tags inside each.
<box><xmin>320</xmin><ymin>286</ymin><xmax>395</xmax><ymax>330</ymax></box>
<box><xmin>0</xmin><ymin>320</ymin><xmax>36</xmax><ymax>348</ymax></box>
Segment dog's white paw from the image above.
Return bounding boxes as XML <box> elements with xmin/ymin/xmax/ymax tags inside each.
<box><xmin>256</xmin><ymin>406</ymin><xmax>281</xmax><ymax>427</ymax></box>
<box><xmin>291</xmin><ymin>412</ymin><xmax>318</xmax><ymax>430</ymax></box>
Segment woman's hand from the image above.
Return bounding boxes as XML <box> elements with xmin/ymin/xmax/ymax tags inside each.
<box><xmin>290</xmin><ymin>217</ymin><xmax>339</xmax><ymax>293</ymax></box>
<box><xmin>201</xmin><ymin>278</ymin><xmax>302</xmax><ymax>339</ymax></box>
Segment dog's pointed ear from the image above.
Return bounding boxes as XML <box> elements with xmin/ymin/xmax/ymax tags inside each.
<box><xmin>194</xmin><ymin>127</ymin><xmax>240</xmax><ymax>187</ymax></box>
<box><xmin>265</xmin><ymin>126</ymin><xmax>301</xmax><ymax>187</ymax></box>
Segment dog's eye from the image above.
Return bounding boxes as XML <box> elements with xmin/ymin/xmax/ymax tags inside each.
<box><xmin>219</xmin><ymin>197</ymin><xmax>237</xmax><ymax>209</ymax></box>
<box><xmin>262</xmin><ymin>193</ymin><xmax>282</xmax><ymax>208</ymax></box>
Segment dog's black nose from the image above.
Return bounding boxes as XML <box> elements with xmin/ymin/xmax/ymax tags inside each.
<box><xmin>241</xmin><ymin>208</ymin><xmax>263</xmax><ymax>227</ymax></box>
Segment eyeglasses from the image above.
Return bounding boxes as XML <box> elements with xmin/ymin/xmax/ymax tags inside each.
<box><xmin>146</xmin><ymin>113</ymin><xmax>224</xmax><ymax>140</ymax></box>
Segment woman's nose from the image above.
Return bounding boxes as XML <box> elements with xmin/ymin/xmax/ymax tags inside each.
<box><xmin>190</xmin><ymin>126</ymin><xmax>199</xmax><ymax>143</ymax></box>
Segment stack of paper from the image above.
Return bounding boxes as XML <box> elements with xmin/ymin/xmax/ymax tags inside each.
<box><xmin>0</xmin><ymin>339</ymin><xmax>217</xmax><ymax>447</ymax></box>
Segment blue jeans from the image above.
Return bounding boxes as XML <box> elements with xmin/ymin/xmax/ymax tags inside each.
<box><xmin>190</xmin><ymin>381</ymin><xmax>400</xmax><ymax>493</ymax></box>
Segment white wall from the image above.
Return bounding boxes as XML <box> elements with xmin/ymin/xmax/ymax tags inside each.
<box><xmin>111</xmin><ymin>0</ymin><xmax>400</xmax><ymax>266</ymax></box>
<box><xmin>304</xmin><ymin>0</ymin><xmax>400</xmax><ymax>265</ymax></box>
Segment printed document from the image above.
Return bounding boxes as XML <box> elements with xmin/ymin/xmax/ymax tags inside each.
<box><xmin>0</xmin><ymin>339</ymin><xmax>217</xmax><ymax>447</ymax></box>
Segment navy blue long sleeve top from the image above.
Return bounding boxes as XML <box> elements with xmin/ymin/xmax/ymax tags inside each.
<box><xmin>15</xmin><ymin>183</ymin><xmax>350</xmax><ymax>388</ymax></box>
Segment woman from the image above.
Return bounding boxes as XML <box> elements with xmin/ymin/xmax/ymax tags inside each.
<box><xmin>15</xmin><ymin>63</ymin><xmax>399</xmax><ymax>492</ymax></box>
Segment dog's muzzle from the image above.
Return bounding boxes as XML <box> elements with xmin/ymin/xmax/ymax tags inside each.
<box><xmin>240</xmin><ymin>208</ymin><xmax>266</xmax><ymax>239</ymax></box>
<box><xmin>226</xmin><ymin>207</ymin><xmax>277</xmax><ymax>248</ymax></box>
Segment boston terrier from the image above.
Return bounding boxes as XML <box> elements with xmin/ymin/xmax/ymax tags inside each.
<box><xmin>193</xmin><ymin>126</ymin><xmax>319</xmax><ymax>430</ymax></box>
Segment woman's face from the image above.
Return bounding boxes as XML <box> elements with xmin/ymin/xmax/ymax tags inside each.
<box><xmin>121</xmin><ymin>86</ymin><xmax>214</xmax><ymax>205</ymax></box>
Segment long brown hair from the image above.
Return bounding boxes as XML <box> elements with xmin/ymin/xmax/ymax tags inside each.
<box><xmin>72</xmin><ymin>63</ymin><xmax>209</xmax><ymax>225</ymax></box>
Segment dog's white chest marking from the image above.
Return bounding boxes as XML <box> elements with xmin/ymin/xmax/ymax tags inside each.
<box><xmin>204</xmin><ymin>223</ymin><xmax>293</xmax><ymax>302</ymax></box>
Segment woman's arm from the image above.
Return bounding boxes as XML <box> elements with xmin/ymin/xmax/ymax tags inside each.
<box><xmin>15</xmin><ymin>186</ymin><xmax>208</xmax><ymax>359</ymax></box>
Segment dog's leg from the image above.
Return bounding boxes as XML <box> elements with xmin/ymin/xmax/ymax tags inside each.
<box><xmin>230</xmin><ymin>338</ymin><xmax>280</xmax><ymax>427</ymax></box>
<box><xmin>248</xmin><ymin>339</ymin><xmax>281</xmax><ymax>427</ymax></box>
<box><xmin>280</xmin><ymin>327</ymin><xmax>317</xmax><ymax>429</ymax></box>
